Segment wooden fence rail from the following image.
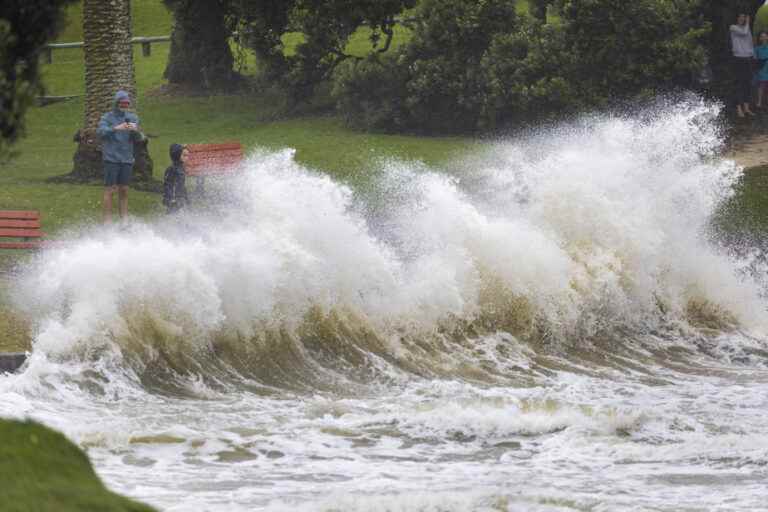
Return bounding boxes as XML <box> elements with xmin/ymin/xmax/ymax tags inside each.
<box><xmin>44</xmin><ymin>36</ymin><xmax>171</xmax><ymax>63</ymax></box>
<box><xmin>42</xmin><ymin>16</ymin><xmax>418</xmax><ymax>64</ymax></box>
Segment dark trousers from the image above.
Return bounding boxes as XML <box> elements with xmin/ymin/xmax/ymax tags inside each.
<box><xmin>733</xmin><ymin>56</ymin><xmax>754</xmax><ymax>105</ymax></box>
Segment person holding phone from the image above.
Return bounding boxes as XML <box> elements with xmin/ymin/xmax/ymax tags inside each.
<box><xmin>97</xmin><ymin>90</ymin><xmax>145</xmax><ymax>223</ymax></box>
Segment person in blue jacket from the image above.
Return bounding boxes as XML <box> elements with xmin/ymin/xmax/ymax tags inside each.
<box><xmin>97</xmin><ymin>90</ymin><xmax>144</xmax><ymax>223</ymax></box>
<box><xmin>756</xmin><ymin>32</ymin><xmax>768</xmax><ymax>108</ymax></box>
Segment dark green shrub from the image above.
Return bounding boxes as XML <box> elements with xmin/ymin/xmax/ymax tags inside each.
<box><xmin>333</xmin><ymin>0</ymin><xmax>711</xmax><ymax>134</ymax></box>
<box><xmin>332</xmin><ymin>54</ymin><xmax>408</xmax><ymax>132</ymax></box>
<box><xmin>397</xmin><ymin>0</ymin><xmax>519</xmax><ymax>133</ymax></box>
<box><xmin>559</xmin><ymin>0</ymin><xmax>709</xmax><ymax>104</ymax></box>
<box><xmin>1</xmin><ymin>0</ymin><xmax>76</xmax><ymax>159</ymax></box>
<box><xmin>481</xmin><ymin>18</ymin><xmax>582</xmax><ymax>128</ymax></box>
<box><xmin>333</xmin><ymin>0</ymin><xmax>518</xmax><ymax>134</ymax></box>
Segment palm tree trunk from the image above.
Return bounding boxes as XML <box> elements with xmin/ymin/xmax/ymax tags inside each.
<box><xmin>71</xmin><ymin>0</ymin><xmax>152</xmax><ymax>182</ymax></box>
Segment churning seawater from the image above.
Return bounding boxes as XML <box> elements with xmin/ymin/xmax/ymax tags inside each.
<box><xmin>2</xmin><ymin>101</ymin><xmax>768</xmax><ymax>511</ymax></box>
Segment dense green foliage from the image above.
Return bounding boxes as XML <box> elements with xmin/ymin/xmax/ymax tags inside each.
<box><xmin>481</xmin><ymin>17</ymin><xmax>578</xmax><ymax>128</ymax></box>
<box><xmin>231</xmin><ymin>0</ymin><xmax>416</xmax><ymax>101</ymax></box>
<box><xmin>334</xmin><ymin>0</ymin><xmax>519</xmax><ymax>133</ymax></box>
<box><xmin>560</xmin><ymin>0</ymin><xmax>708</xmax><ymax>104</ymax></box>
<box><xmin>333</xmin><ymin>0</ymin><xmax>711</xmax><ymax>134</ymax></box>
<box><xmin>0</xmin><ymin>419</ymin><xmax>156</xmax><ymax>512</ymax></box>
<box><xmin>0</xmin><ymin>0</ymin><xmax>75</xmax><ymax>159</ymax></box>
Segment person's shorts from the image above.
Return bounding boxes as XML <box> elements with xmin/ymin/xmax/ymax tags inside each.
<box><xmin>104</xmin><ymin>162</ymin><xmax>133</xmax><ymax>187</ymax></box>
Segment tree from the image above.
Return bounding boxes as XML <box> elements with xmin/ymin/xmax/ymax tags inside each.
<box><xmin>334</xmin><ymin>0</ymin><xmax>711</xmax><ymax>134</ymax></box>
<box><xmin>550</xmin><ymin>0</ymin><xmax>708</xmax><ymax>110</ymax></box>
<box><xmin>481</xmin><ymin>17</ymin><xmax>581</xmax><ymax>128</ymax></box>
<box><xmin>230</xmin><ymin>0</ymin><xmax>414</xmax><ymax>101</ymax></box>
<box><xmin>0</xmin><ymin>0</ymin><xmax>75</xmax><ymax>161</ymax></box>
<box><xmin>333</xmin><ymin>0</ymin><xmax>519</xmax><ymax>133</ymax></box>
<box><xmin>71</xmin><ymin>0</ymin><xmax>152</xmax><ymax>182</ymax></box>
<box><xmin>163</xmin><ymin>0</ymin><xmax>236</xmax><ymax>89</ymax></box>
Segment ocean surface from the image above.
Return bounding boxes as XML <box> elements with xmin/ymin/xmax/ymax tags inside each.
<box><xmin>2</xmin><ymin>101</ymin><xmax>767</xmax><ymax>511</ymax></box>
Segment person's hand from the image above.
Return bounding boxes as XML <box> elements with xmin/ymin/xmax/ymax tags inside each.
<box><xmin>114</xmin><ymin>122</ymin><xmax>129</xmax><ymax>131</ymax></box>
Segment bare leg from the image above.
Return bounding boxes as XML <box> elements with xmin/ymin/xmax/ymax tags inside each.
<box><xmin>744</xmin><ymin>102</ymin><xmax>756</xmax><ymax>115</ymax></box>
<box><xmin>103</xmin><ymin>187</ymin><xmax>116</xmax><ymax>223</ymax></box>
<box><xmin>118</xmin><ymin>185</ymin><xmax>129</xmax><ymax>219</ymax></box>
<box><xmin>737</xmin><ymin>104</ymin><xmax>745</xmax><ymax>118</ymax></box>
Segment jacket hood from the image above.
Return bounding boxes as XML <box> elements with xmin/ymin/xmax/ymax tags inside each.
<box><xmin>113</xmin><ymin>90</ymin><xmax>131</xmax><ymax>109</ymax></box>
<box><xmin>169</xmin><ymin>143</ymin><xmax>185</xmax><ymax>163</ymax></box>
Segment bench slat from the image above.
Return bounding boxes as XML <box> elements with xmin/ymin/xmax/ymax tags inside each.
<box><xmin>0</xmin><ymin>219</ymin><xmax>41</xmax><ymax>229</ymax></box>
<box><xmin>187</xmin><ymin>155</ymin><xmax>242</xmax><ymax>162</ymax></box>
<box><xmin>0</xmin><ymin>210</ymin><xmax>40</xmax><ymax>220</ymax></box>
<box><xmin>187</xmin><ymin>150</ymin><xmax>243</xmax><ymax>160</ymax></box>
<box><xmin>0</xmin><ymin>228</ymin><xmax>44</xmax><ymax>239</ymax></box>
<box><xmin>186</xmin><ymin>159</ymin><xmax>243</xmax><ymax>169</ymax></box>
<box><xmin>0</xmin><ymin>241</ymin><xmax>43</xmax><ymax>249</ymax></box>
<box><xmin>187</xmin><ymin>142</ymin><xmax>242</xmax><ymax>152</ymax></box>
<box><xmin>186</xmin><ymin>167</ymin><xmax>242</xmax><ymax>177</ymax></box>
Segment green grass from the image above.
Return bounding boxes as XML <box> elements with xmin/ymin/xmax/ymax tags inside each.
<box><xmin>714</xmin><ymin>166</ymin><xmax>768</xmax><ymax>236</ymax></box>
<box><xmin>0</xmin><ymin>420</ymin><xmax>156</xmax><ymax>512</ymax></box>
<box><xmin>56</xmin><ymin>0</ymin><xmax>173</xmax><ymax>42</ymax></box>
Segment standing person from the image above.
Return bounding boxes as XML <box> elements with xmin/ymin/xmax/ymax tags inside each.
<box><xmin>755</xmin><ymin>32</ymin><xmax>768</xmax><ymax>108</ymax></box>
<box><xmin>162</xmin><ymin>144</ymin><xmax>189</xmax><ymax>214</ymax></box>
<box><xmin>97</xmin><ymin>90</ymin><xmax>143</xmax><ymax>223</ymax></box>
<box><xmin>730</xmin><ymin>13</ymin><xmax>756</xmax><ymax>118</ymax></box>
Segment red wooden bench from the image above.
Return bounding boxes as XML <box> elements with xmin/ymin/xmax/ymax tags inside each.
<box><xmin>185</xmin><ymin>142</ymin><xmax>244</xmax><ymax>177</ymax></box>
<box><xmin>184</xmin><ymin>142</ymin><xmax>244</xmax><ymax>197</ymax></box>
<box><xmin>0</xmin><ymin>210</ymin><xmax>47</xmax><ymax>249</ymax></box>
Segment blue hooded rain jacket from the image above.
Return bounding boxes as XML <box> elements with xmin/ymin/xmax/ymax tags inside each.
<box><xmin>97</xmin><ymin>90</ymin><xmax>141</xmax><ymax>164</ymax></box>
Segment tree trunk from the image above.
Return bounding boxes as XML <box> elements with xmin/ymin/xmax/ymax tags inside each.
<box><xmin>164</xmin><ymin>0</ymin><xmax>235</xmax><ymax>89</ymax></box>
<box><xmin>71</xmin><ymin>0</ymin><xmax>152</xmax><ymax>183</ymax></box>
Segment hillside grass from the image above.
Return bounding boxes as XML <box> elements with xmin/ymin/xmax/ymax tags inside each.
<box><xmin>0</xmin><ymin>419</ymin><xmax>156</xmax><ymax>512</ymax></box>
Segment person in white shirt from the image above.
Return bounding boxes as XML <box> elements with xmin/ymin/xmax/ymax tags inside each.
<box><xmin>730</xmin><ymin>12</ymin><xmax>756</xmax><ymax>118</ymax></box>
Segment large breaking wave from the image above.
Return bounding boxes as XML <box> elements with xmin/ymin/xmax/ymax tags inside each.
<box><xmin>9</xmin><ymin>100</ymin><xmax>768</xmax><ymax>392</ymax></box>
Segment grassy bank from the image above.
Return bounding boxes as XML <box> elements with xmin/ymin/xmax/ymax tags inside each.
<box><xmin>0</xmin><ymin>419</ymin><xmax>156</xmax><ymax>512</ymax></box>
<box><xmin>715</xmin><ymin>165</ymin><xmax>768</xmax><ymax>236</ymax></box>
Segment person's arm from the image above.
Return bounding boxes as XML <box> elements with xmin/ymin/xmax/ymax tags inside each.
<box><xmin>731</xmin><ymin>24</ymin><xmax>751</xmax><ymax>36</ymax></box>
<box><xmin>97</xmin><ymin>114</ymin><xmax>116</xmax><ymax>139</ymax></box>
<box><xmin>128</xmin><ymin>114</ymin><xmax>145</xmax><ymax>141</ymax></box>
